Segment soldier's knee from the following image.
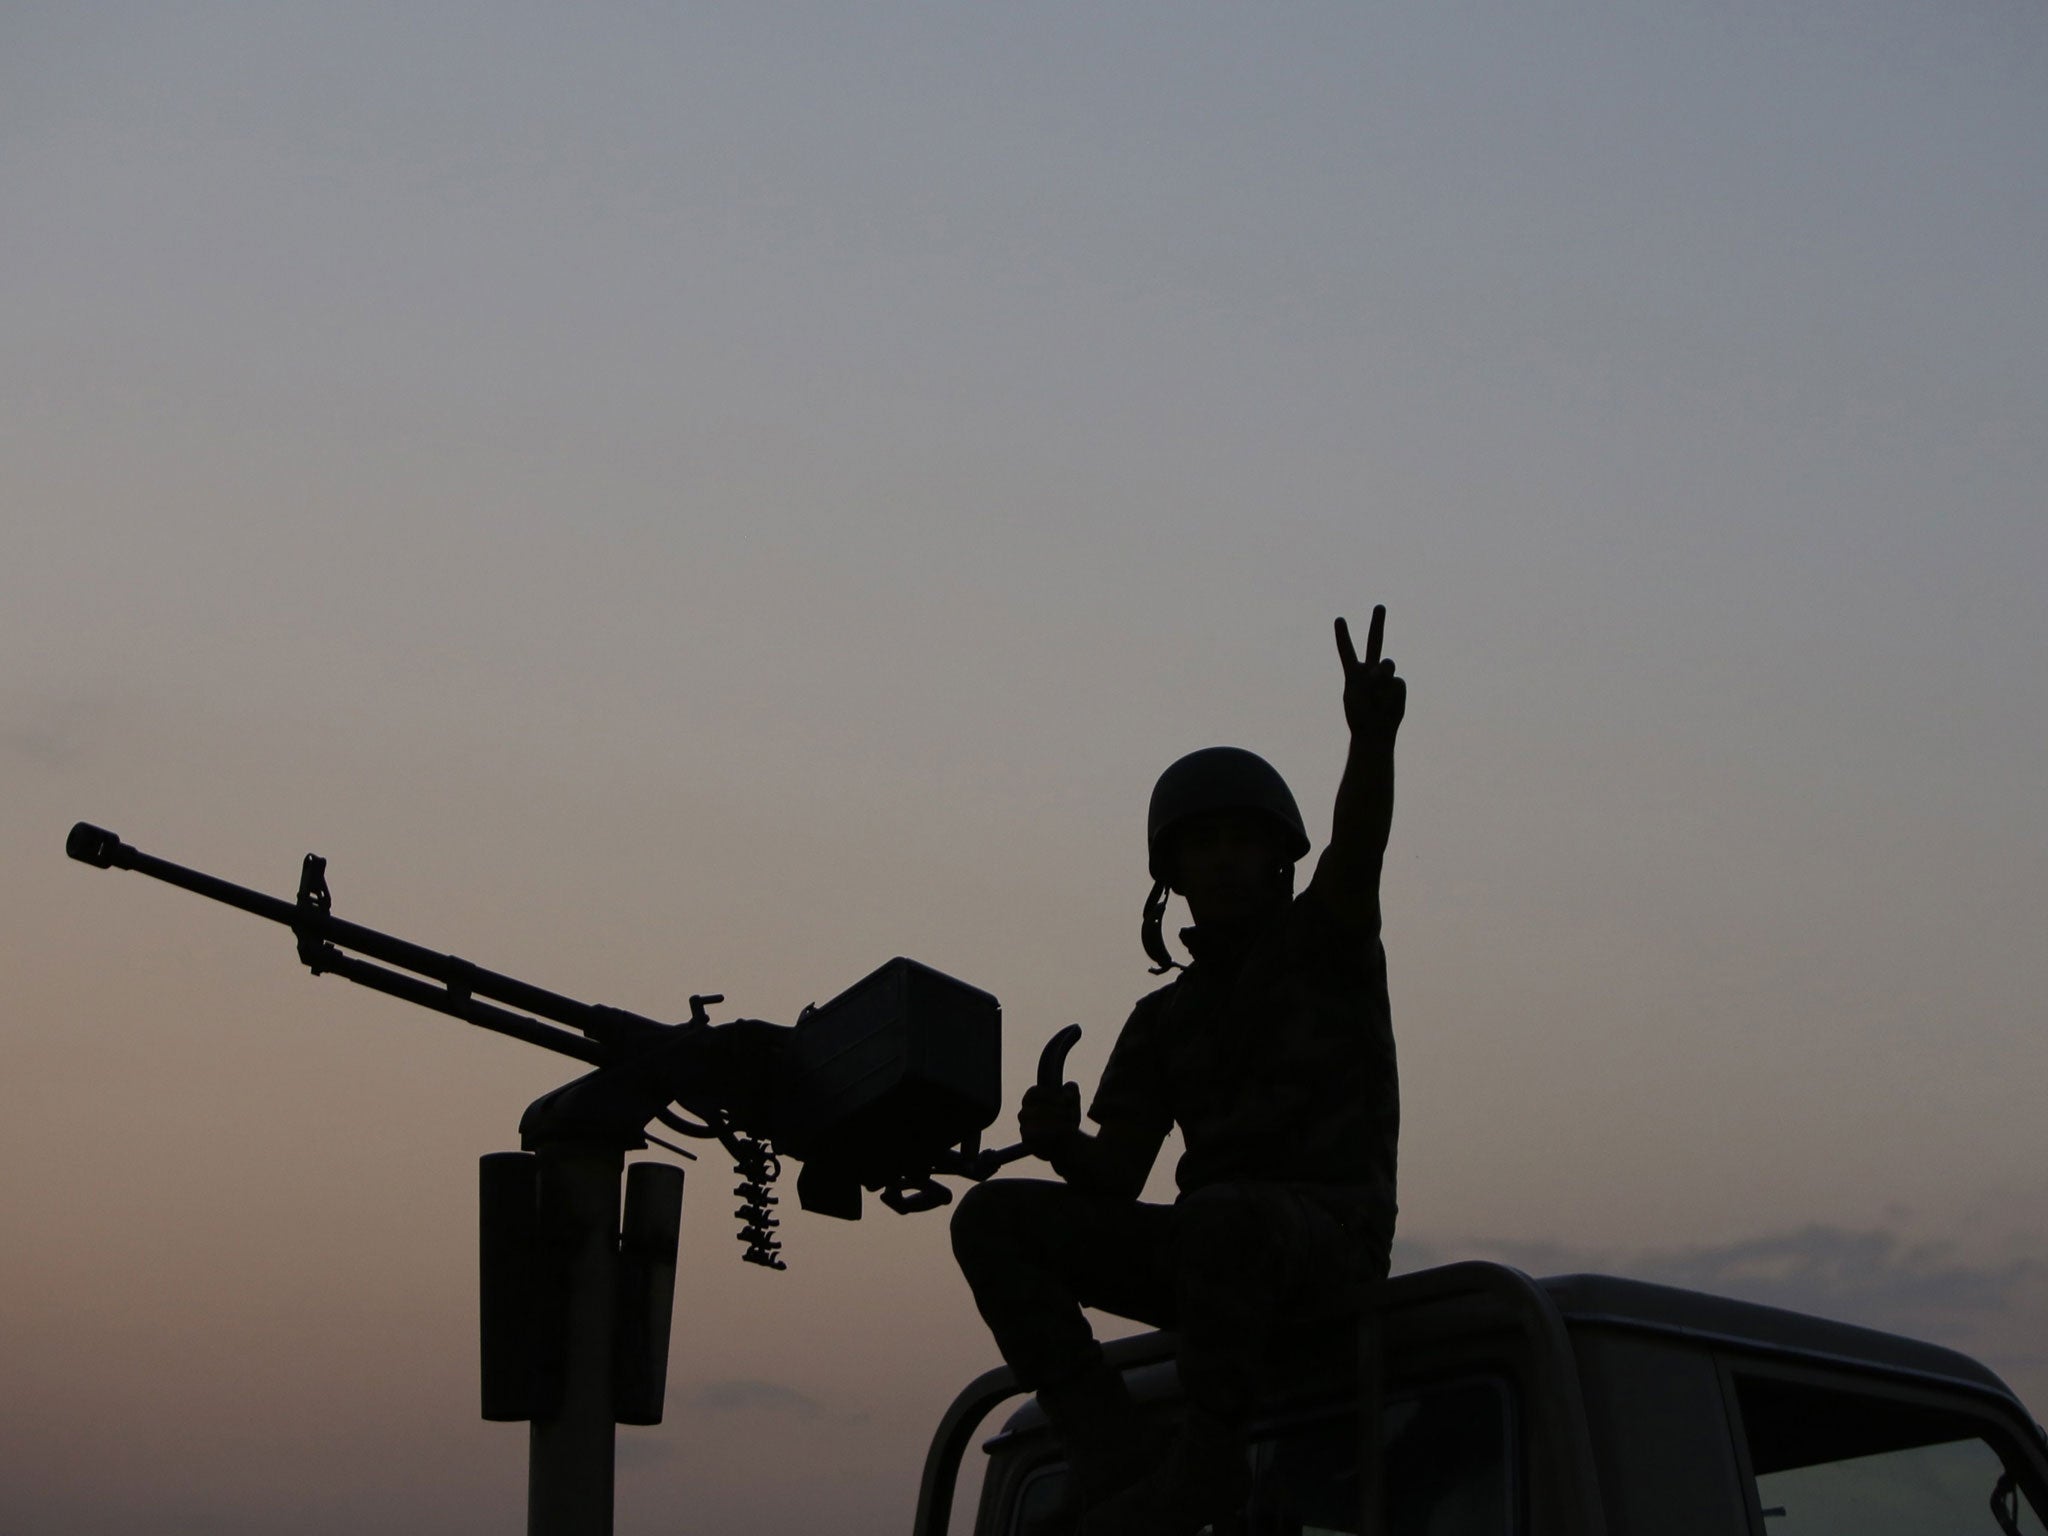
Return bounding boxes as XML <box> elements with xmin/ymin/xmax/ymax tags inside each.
<box><xmin>946</xmin><ymin>1179</ymin><xmax>995</xmax><ymax>1261</ymax></box>
<box><xmin>949</xmin><ymin>1178</ymin><xmax>1006</xmax><ymax>1256</ymax></box>
<box><xmin>950</xmin><ymin>1178</ymin><xmax>1048</xmax><ymax>1271</ymax></box>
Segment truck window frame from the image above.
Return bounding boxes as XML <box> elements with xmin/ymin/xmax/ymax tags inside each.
<box><xmin>1716</xmin><ymin>1353</ymin><xmax>2048</xmax><ymax>1536</ymax></box>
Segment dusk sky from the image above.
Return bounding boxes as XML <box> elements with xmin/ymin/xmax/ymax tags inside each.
<box><xmin>5</xmin><ymin>4</ymin><xmax>2046</xmax><ymax>1532</ymax></box>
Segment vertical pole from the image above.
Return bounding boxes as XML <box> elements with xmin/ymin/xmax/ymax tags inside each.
<box><xmin>528</xmin><ymin>1138</ymin><xmax>625</xmax><ymax>1536</ymax></box>
<box><xmin>1358</xmin><ymin>1287</ymin><xmax>1384</xmax><ymax>1536</ymax></box>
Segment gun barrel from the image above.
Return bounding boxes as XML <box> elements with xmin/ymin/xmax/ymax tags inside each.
<box><xmin>69</xmin><ymin>822</ymin><xmax>311</xmax><ymax>927</ymax></box>
<box><xmin>65</xmin><ymin>822</ymin><xmax>660</xmax><ymax>1049</ymax></box>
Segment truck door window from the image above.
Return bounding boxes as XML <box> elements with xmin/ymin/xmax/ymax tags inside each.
<box><xmin>1734</xmin><ymin>1372</ymin><xmax>2048</xmax><ymax>1535</ymax></box>
<box><xmin>1248</xmin><ymin>1374</ymin><xmax>1517</xmax><ymax>1536</ymax></box>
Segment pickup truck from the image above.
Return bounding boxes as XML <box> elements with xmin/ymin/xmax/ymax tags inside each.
<box><xmin>912</xmin><ymin>1260</ymin><xmax>2048</xmax><ymax>1536</ymax></box>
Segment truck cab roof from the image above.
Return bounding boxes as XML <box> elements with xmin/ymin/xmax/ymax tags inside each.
<box><xmin>1535</xmin><ymin>1270</ymin><xmax>2015</xmax><ymax>1401</ymax></box>
<box><xmin>984</xmin><ymin>1261</ymin><xmax>2024</xmax><ymax>1440</ymax></box>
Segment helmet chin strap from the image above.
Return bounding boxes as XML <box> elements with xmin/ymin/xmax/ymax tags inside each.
<box><xmin>1141</xmin><ymin>865</ymin><xmax>1295</xmax><ymax>975</ymax></box>
<box><xmin>1141</xmin><ymin>879</ymin><xmax>1181</xmax><ymax>975</ymax></box>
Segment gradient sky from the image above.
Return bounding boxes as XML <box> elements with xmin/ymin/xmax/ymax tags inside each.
<box><xmin>5</xmin><ymin>4</ymin><xmax>2046</xmax><ymax>1532</ymax></box>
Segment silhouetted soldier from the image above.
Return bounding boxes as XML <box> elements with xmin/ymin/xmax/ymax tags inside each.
<box><xmin>952</xmin><ymin>609</ymin><xmax>1406</xmax><ymax>1536</ymax></box>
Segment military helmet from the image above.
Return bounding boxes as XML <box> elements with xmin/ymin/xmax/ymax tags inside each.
<box><xmin>1146</xmin><ymin>746</ymin><xmax>1310</xmax><ymax>882</ymax></box>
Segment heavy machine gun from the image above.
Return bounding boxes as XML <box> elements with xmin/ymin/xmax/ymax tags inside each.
<box><xmin>66</xmin><ymin>821</ymin><xmax>1080</xmax><ymax>1536</ymax></box>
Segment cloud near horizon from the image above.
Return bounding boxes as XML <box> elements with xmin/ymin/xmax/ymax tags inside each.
<box><xmin>0</xmin><ymin>686</ymin><xmax>125</xmax><ymax>773</ymax></box>
<box><xmin>683</xmin><ymin>1378</ymin><xmax>829</xmax><ymax>1420</ymax></box>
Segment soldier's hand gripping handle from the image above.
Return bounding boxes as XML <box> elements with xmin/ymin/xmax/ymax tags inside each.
<box><xmin>950</xmin><ymin>1024</ymin><xmax>1084</xmax><ymax>1179</ymax></box>
<box><xmin>1017</xmin><ymin>1023</ymin><xmax>1084</xmax><ymax>1158</ymax></box>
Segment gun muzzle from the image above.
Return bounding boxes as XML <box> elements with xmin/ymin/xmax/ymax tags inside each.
<box><xmin>67</xmin><ymin>822</ymin><xmax>125</xmax><ymax>868</ymax></box>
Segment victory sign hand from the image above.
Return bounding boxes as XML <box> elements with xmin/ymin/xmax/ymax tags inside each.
<box><xmin>1335</xmin><ymin>605</ymin><xmax>1406</xmax><ymax>741</ymax></box>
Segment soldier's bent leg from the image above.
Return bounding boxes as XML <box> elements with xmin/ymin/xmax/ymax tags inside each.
<box><xmin>1080</xmin><ymin>1185</ymin><xmax>1360</xmax><ymax>1536</ymax></box>
<box><xmin>1167</xmin><ymin>1182</ymin><xmax>1301</xmax><ymax>1423</ymax></box>
<box><xmin>952</xmin><ymin>1181</ymin><xmax>1177</xmax><ymax>1523</ymax></box>
<box><xmin>950</xmin><ymin>1178</ymin><xmax>1175</xmax><ymax>1391</ymax></box>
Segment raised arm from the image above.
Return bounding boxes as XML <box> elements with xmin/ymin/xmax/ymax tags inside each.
<box><xmin>1306</xmin><ymin>605</ymin><xmax>1407</xmax><ymax>934</ymax></box>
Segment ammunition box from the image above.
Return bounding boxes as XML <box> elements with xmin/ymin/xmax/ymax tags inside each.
<box><xmin>775</xmin><ymin>957</ymin><xmax>1001</xmax><ymax>1189</ymax></box>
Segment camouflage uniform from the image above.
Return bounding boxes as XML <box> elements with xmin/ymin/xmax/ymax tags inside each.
<box><xmin>952</xmin><ymin>886</ymin><xmax>1396</xmax><ymax>1421</ymax></box>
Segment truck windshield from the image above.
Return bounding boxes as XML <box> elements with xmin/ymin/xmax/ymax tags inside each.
<box><xmin>1734</xmin><ymin>1371</ymin><xmax>2048</xmax><ymax>1536</ymax></box>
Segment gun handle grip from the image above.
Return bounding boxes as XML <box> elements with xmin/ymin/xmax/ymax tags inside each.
<box><xmin>1036</xmin><ymin>1023</ymin><xmax>1083</xmax><ymax>1091</ymax></box>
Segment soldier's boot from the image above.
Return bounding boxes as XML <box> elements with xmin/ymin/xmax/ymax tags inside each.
<box><xmin>1074</xmin><ymin>1407</ymin><xmax>1249</xmax><ymax>1536</ymax></box>
<box><xmin>1026</xmin><ymin>1363</ymin><xmax>1163</xmax><ymax>1536</ymax></box>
